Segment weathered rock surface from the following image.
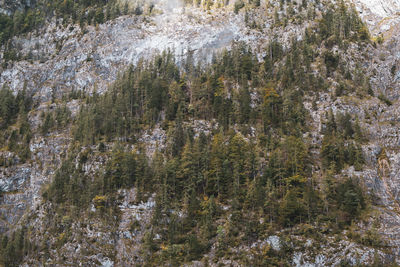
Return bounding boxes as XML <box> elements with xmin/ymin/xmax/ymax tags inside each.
<box><xmin>0</xmin><ymin>4</ymin><xmax>271</xmax><ymax>101</ymax></box>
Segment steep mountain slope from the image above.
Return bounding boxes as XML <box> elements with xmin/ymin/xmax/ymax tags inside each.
<box><xmin>1</xmin><ymin>0</ymin><xmax>400</xmax><ymax>266</ymax></box>
<box><xmin>351</xmin><ymin>0</ymin><xmax>400</xmax><ymax>258</ymax></box>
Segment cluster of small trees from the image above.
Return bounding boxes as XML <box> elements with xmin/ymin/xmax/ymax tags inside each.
<box><xmin>0</xmin><ymin>9</ymin><xmax>45</xmax><ymax>46</ymax></box>
<box><xmin>73</xmin><ymin>41</ymin><xmax>313</xmax><ymax>145</ymax></box>
<box><xmin>0</xmin><ymin>86</ymin><xmax>33</xmax><ymax>162</ymax></box>
<box><xmin>0</xmin><ymin>227</ymin><xmax>31</xmax><ymax>267</ymax></box>
<box><xmin>321</xmin><ymin>111</ymin><xmax>365</xmax><ymax>172</ymax></box>
<box><xmin>40</xmin><ymin>105</ymin><xmax>71</xmax><ymax>135</ymax></box>
<box><xmin>318</xmin><ymin>2</ymin><xmax>370</xmax><ymax>46</ymax></box>
<box><xmin>0</xmin><ymin>0</ymin><xmax>134</xmax><ymax>51</ymax></box>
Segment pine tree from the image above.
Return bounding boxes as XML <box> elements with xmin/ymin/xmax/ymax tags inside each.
<box><xmin>206</xmin><ymin>132</ymin><xmax>225</xmax><ymax>198</ymax></box>
<box><xmin>262</xmin><ymin>87</ymin><xmax>282</xmax><ymax>131</ymax></box>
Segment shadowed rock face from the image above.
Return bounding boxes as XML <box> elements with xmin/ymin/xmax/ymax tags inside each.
<box><xmin>0</xmin><ymin>0</ymin><xmax>35</xmax><ymax>15</ymax></box>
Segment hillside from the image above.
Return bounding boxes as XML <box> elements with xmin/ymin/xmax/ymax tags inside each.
<box><xmin>1</xmin><ymin>0</ymin><xmax>400</xmax><ymax>266</ymax></box>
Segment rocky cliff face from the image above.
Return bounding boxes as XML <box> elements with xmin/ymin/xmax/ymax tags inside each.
<box><xmin>353</xmin><ymin>0</ymin><xmax>400</xmax><ymax>35</ymax></box>
<box><xmin>350</xmin><ymin>0</ymin><xmax>400</xmax><ymax>257</ymax></box>
<box><xmin>2</xmin><ymin>0</ymin><xmax>400</xmax><ymax>265</ymax></box>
